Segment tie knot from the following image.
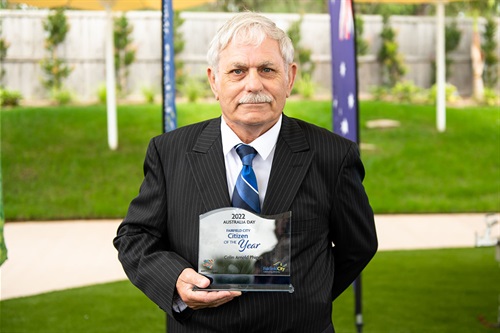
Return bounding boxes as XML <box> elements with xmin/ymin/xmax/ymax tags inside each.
<box><xmin>235</xmin><ymin>144</ymin><xmax>257</xmax><ymax>166</ymax></box>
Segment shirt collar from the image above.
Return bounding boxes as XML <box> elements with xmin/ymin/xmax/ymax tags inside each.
<box><xmin>221</xmin><ymin>114</ymin><xmax>282</xmax><ymax>161</ymax></box>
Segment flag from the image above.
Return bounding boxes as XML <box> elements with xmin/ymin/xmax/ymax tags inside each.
<box><xmin>329</xmin><ymin>0</ymin><xmax>359</xmax><ymax>144</ymax></box>
<box><xmin>162</xmin><ymin>0</ymin><xmax>177</xmax><ymax>133</ymax></box>
<box><xmin>329</xmin><ymin>0</ymin><xmax>362</xmax><ymax>332</ymax></box>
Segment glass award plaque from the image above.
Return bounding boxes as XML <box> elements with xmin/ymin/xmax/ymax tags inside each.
<box><xmin>195</xmin><ymin>207</ymin><xmax>293</xmax><ymax>293</ymax></box>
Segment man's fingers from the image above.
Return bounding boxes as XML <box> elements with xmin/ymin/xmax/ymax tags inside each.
<box><xmin>188</xmin><ymin>290</ymin><xmax>241</xmax><ymax>309</ymax></box>
<box><xmin>178</xmin><ymin>268</ymin><xmax>210</xmax><ymax>288</ymax></box>
<box><xmin>176</xmin><ymin>268</ymin><xmax>241</xmax><ymax>310</ymax></box>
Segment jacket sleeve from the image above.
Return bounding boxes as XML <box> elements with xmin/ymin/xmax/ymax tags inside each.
<box><xmin>330</xmin><ymin>142</ymin><xmax>378</xmax><ymax>300</ymax></box>
<box><xmin>113</xmin><ymin>138</ymin><xmax>193</xmax><ymax>319</ymax></box>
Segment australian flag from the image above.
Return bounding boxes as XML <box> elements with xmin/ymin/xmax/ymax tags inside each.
<box><xmin>329</xmin><ymin>0</ymin><xmax>359</xmax><ymax>144</ymax></box>
<box><xmin>329</xmin><ymin>1</ymin><xmax>363</xmax><ymax>331</ymax></box>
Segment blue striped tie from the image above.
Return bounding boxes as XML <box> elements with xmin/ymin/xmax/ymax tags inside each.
<box><xmin>232</xmin><ymin>144</ymin><xmax>261</xmax><ymax>214</ymax></box>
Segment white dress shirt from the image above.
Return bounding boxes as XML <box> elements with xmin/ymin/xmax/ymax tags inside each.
<box><xmin>221</xmin><ymin>115</ymin><xmax>281</xmax><ymax>207</ymax></box>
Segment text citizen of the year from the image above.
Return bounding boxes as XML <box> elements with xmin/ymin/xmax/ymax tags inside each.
<box><xmin>222</xmin><ymin>219</ymin><xmax>260</xmax><ymax>252</ymax></box>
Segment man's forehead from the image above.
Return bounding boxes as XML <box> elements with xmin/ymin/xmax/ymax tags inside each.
<box><xmin>220</xmin><ymin>40</ymin><xmax>282</xmax><ymax>62</ymax></box>
<box><xmin>223</xmin><ymin>36</ymin><xmax>279</xmax><ymax>52</ymax></box>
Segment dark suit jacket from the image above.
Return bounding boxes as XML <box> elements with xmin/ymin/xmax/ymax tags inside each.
<box><xmin>113</xmin><ymin>114</ymin><xmax>377</xmax><ymax>333</ymax></box>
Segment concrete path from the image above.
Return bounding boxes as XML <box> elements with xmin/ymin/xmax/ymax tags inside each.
<box><xmin>1</xmin><ymin>213</ymin><xmax>498</xmax><ymax>300</ymax></box>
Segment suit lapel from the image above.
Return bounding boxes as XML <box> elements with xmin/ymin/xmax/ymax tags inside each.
<box><xmin>263</xmin><ymin>115</ymin><xmax>313</xmax><ymax>215</ymax></box>
<box><xmin>186</xmin><ymin>118</ymin><xmax>231</xmax><ymax>212</ymax></box>
<box><xmin>186</xmin><ymin>115</ymin><xmax>313</xmax><ymax>215</ymax></box>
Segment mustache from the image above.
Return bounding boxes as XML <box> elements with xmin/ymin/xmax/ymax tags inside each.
<box><xmin>238</xmin><ymin>93</ymin><xmax>273</xmax><ymax>104</ymax></box>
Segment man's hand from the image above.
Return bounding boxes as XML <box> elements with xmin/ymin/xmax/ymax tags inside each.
<box><xmin>176</xmin><ymin>268</ymin><xmax>242</xmax><ymax>310</ymax></box>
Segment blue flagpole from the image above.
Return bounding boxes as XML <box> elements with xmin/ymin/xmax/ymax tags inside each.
<box><xmin>162</xmin><ymin>0</ymin><xmax>177</xmax><ymax>133</ymax></box>
<box><xmin>329</xmin><ymin>0</ymin><xmax>362</xmax><ymax>332</ymax></box>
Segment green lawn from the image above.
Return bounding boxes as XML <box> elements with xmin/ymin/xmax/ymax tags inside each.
<box><xmin>2</xmin><ymin>247</ymin><xmax>499</xmax><ymax>332</ymax></box>
<box><xmin>1</xmin><ymin>100</ymin><xmax>499</xmax><ymax>220</ymax></box>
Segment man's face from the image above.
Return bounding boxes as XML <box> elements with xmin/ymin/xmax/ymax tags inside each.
<box><xmin>208</xmin><ymin>37</ymin><xmax>297</xmax><ymax>138</ymax></box>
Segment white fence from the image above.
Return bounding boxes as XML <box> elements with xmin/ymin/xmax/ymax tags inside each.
<box><xmin>1</xmin><ymin>10</ymin><xmax>498</xmax><ymax>102</ymax></box>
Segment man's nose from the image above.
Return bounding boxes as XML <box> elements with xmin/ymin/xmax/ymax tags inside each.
<box><xmin>245</xmin><ymin>69</ymin><xmax>264</xmax><ymax>92</ymax></box>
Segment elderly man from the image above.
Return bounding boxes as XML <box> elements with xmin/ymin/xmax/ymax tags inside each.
<box><xmin>114</xmin><ymin>11</ymin><xmax>377</xmax><ymax>333</ymax></box>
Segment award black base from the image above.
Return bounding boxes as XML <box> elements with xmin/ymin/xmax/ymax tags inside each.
<box><xmin>194</xmin><ymin>275</ymin><xmax>294</xmax><ymax>293</ymax></box>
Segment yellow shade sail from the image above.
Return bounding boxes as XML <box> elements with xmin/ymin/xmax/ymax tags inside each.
<box><xmin>7</xmin><ymin>0</ymin><xmax>216</xmax><ymax>11</ymax></box>
<box><xmin>355</xmin><ymin>0</ymin><xmax>469</xmax><ymax>3</ymax></box>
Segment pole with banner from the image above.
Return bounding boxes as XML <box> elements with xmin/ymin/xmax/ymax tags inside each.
<box><xmin>329</xmin><ymin>0</ymin><xmax>359</xmax><ymax>143</ymax></box>
<box><xmin>328</xmin><ymin>0</ymin><xmax>362</xmax><ymax>332</ymax></box>
<box><xmin>162</xmin><ymin>0</ymin><xmax>177</xmax><ymax>133</ymax></box>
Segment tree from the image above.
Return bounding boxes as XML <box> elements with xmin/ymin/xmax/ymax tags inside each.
<box><xmin>114</xmin><ymin>14</ymin><xmax>136</xmax><ymax>96</ymax></box>
<box><xmin>377</xmin><ymin>15</ymin><xmax>406</xmax><ymax>88</ymax></box>
<box><xmin>0</xmin><ymin>24</ymin><xmax>8</xmax><ymax>88</ymax></box>
<box><xmin>287</xmin><ymin>17</ymin><xmax>316</xmax><ymax>98</ymax></box>
<box><xmin>40</xmin><ymin>8</ymin><xmax>72</xmax><ymax>92</ymax></box>
<box><xmin>287</xmin><ymin>17</ymin><xmax>315</xmax><ymax>79</ymax></box>
<box><xmin>174</xmin><ymin>11</ymin><xmax>186</xmax><ymax>88</ymax></box>
<box><xmin>431</xmin><ymin>21</ymin><xmax>462</xmax><ymax>83</ymax></box>
<box><xmin>482</xmin><ymin>16</ymin><xmax>498</xmax><ymax>89</ymax></box>
<box><xmin>355</xmin><ymin>15</ymin><xmax>369</xmax><ymax>56</ymax></box>
<box><xmin>0</xmin><ymin>20</ymin><xmax>23</xmax><ymax>107</ymax></box>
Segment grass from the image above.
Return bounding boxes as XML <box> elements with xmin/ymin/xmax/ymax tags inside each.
<box><xmin>1</xmin><ymin>100</ymin><xmax>499</xmax><ymax>220</ymax></box>
<box><xmin>333</xmin><ymin>247</ymin><xmax>500</xmax><ymax>333</ymax></box>
<box><xmin>359</xmin><ymin>102</ymin><xmax>500</xmax><ymax>213</ymax></box>
<box><xmin>1</xmin><ymin>247</ymin><xmax>499</xmax><ymax>332</ymax></box>
<box><xmin>0</xmin><ymin>279</ymin><xmax>165</xmax><ymax>332</ymax></box>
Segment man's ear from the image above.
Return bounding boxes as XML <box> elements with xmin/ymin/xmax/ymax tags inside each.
<box><xmin>286</xmin><ymin>63</ymin><xmax>298</xmax><ymax>98</ymax></box>
<box><xmin>207</xmin><ymin>67</ymin><xmax>219</xmax><ymax>100</ymax></box>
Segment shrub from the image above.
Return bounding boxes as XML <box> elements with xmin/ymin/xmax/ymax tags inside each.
<box><xmin>0</xmin><ymin>88</ymin><xmax>23</xmax><ymax>107</ymax></box>
<box><xmin>428</xmin><ymin>83</ymin><xmax>459</xmax><ymax>104</ymax></box>
<box><xmin>392</xmin><ymin>80</ymin><xmax>423</xmax><ymax>103</ymax></box>
<box><xmin>141</xmin><ymin>85</ymin><xmax>156</xmax><ymax>104</ymax></box>
<box><xmin>50</xmin><ymin>88</ymin><xmax>73</xmax><ymax>106</ymax></box>
<box><xmin>483</xmin><ymin>88</ymin><xmax>499</xmax><ymax>106</ymax></box>
<box><xmin>97</xmin><ymin>83</ymin><xmax>106</xmax><ymax>104</ymax></box>
<box><xmin>179</xmin><ymin>77</ymin><xmax>208</xmax><ymax>103</ymax></box>
<box><xmin>295</xmin><ymin>74</ymin><xmax>316</xmax><ymax>99</ymax></box>
<box><xmin>370</xmin><ymin>86</ymin><xmax>390</xmax><ymax>101</ymax></box>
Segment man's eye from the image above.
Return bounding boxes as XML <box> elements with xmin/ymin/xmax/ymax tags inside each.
<box><xmin>262</xmin><ymin>68</ymin><xmax>273</xmax><ymax>73</ymax></box>
<box><xmin>232</xmin><ymin>69</ymin><xmax>243</xmax><ymax>75</ymax></box>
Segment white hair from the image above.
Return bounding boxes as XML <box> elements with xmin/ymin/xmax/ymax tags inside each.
<box><xmin>207</xmin><ymin>12</ymin><xmax>295</xmax><ymax>75</ymax></box>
